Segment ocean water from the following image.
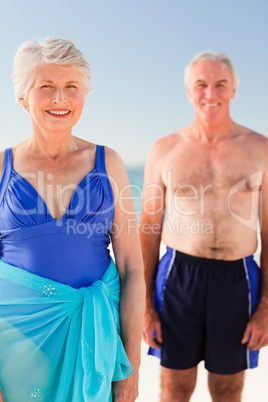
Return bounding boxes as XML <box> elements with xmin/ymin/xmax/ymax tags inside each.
<box><xmin>126</xmin><ymin>166</ymin><xmax>145</xmax><ymax>222</ymax></box>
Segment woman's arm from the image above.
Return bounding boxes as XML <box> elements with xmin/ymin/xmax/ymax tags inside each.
<box><xmin>0</xmin><ymin>152</ymin><xmax>5</xmax><ymax>402</ymax></box>
<box><xmin>105</xmin><ymin>147</ymin><xmax>145</xmax><ymax>401</ymax></box>
<box><xmin>0</xmin><ymin>151</ymin><xmax>5</xmax><ymax>182</ymax></box>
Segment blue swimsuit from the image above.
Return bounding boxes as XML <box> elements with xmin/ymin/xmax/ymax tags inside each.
<box><xmin>0</xmin><ymin>145</ymin><xmax>114</xmax><ymax>288</ymax></box>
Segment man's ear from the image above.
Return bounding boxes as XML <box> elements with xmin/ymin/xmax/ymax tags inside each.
<box><xmin>231</xmin><ymin>86</ymin><xmax>236</xmax><ymax>99</ymax></box>
<box><xmin>186</xmin><ymin>86</ymin><xmax>192</xmax><ymax>100</ymax></box>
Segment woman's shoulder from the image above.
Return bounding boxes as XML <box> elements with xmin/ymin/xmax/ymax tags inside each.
<box><xmin>103</xmin><ymin>146</ymin><xmax>125</xmax><ymax>172</ymax></box>
<box><xmin>103</xmin><ymin>145</ymin><xmax>121</xmax><ymax>159</ymax></box>
<box><xmin>73</xmin><ymin>138</ymin><xmax>125</xmax><ymax>175</ymax></box>
<box><xmin>0</xmin><ymin>150</ymin><xmax>6</xmax><ymax>182</ymax></box>
<box><xmin>101</xmin><ymin>146</ymin><xmax>130</xmax><ymax>190</ymax></box>
<box><xmin>72</xmin><ymin>136</ymin><xmax>95</xmax><ymax>151</ymax></box>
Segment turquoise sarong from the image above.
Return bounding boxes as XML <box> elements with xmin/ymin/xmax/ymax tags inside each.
<box><xmin>0</xmin><ymin>258</ymin><xmax>133</xmax><ymax>401</ymax></box>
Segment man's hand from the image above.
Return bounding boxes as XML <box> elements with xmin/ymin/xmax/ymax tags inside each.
<box><xmin>112</xmin><ymin>370</ymin><xmax>139</xmax><ymax>401</ymax></box>
<box><xmin>0</xmin><ymin>390</ymin><xmax>4</xmax><ymax>402</ymax></box>
<box><xmin>241</xmin><ymin>301</ymin><xmax>268</xmax><ymax>350</ymax></box>
<box><xmin>143</xmin><ymin>307</ymin><xmax>163</xmax><ymax>349</ymax></box>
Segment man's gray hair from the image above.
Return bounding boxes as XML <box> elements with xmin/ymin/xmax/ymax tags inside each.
<box><xmin>184</xmin><ymin>50</ymin><xmax>239</xmax><ymax>88</ymax></box>
<box><xmin>12</xmin><ymin>36</ymin><xmax>92</xmax><ymax>101</ymax></box>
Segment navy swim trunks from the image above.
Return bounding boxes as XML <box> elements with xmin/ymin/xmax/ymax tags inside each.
<box><xmin>149</xmin><ymin>247</ymin><xmax>261</xmax><ymax>375</ymax></box>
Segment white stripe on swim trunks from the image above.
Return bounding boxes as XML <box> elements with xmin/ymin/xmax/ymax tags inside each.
<box><xmin>243</xmin><ymin>257</ymin><xmax>251</xmax><ymax>369</ymax></box>
<box><xmin>161</xmin><ymin>249</ymin><xmax>176</xmax><ymax>304</ymax></box>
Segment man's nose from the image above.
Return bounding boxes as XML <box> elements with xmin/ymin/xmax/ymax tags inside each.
<box><xmin>205</xmin><ymin>85</ymin><xmax>216</xmax><ymax>98</ymax></box>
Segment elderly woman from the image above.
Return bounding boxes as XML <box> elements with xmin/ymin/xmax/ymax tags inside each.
<box><xmin>0</xmin><ymin>37</ymin><xmax>144</xmax><ymax>401</ymax></box>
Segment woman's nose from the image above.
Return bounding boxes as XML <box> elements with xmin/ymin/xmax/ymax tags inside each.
<box><xmin>52</xmin><ymin>88</ymin><xmax>66</xmax><ymax>104</ymax></box>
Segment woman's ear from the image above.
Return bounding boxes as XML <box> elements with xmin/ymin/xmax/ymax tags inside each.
<box><xmin>18</xmin><ymin>98</ymin><xmax>28</xmax><ymax>110</ymax></box>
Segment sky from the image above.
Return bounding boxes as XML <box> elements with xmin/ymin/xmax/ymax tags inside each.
<box><xmin>1</xmin><ymin>0</ymin><xmax>267</xmax><ymax>165</ymax></box>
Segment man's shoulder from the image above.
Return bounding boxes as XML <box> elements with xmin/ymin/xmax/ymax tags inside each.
<box><xmin>242</xmin><ymin>128</ymin><xmax>268</xmax><ymax>152</ymax></box>
<box><xmin>237</xmin><ymin>125</ymin><xmax>267</xmax><ymax>142</ymax></box>
<box><xmin>150</xmin><ymin>129</ymin><xmax>186</xmax><ymax>156</ymax></box>
<box><xmin>238</xmin><ymin>128</ymin><xmax>268</xmax><ymax>168</ymax></box>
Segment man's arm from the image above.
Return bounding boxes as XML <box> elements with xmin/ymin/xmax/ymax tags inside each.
<box><xmin>139</xmin><ymin>142</ymin><xmax>166</xmax><ymax>349</ymax></box>
<box><xmin>242</xmin><ymin>142</ymin><xmax>268</xmax><ymax>350</ymax></box>
<box><xmin>105</xmin><ymin>148</ymin><xmax>145</xmax><ymax>401</ymax></box>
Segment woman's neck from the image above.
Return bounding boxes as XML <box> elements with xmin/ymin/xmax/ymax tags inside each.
<box><xmin>29</xmin><ymin>131</ymin><xmax>78</xmax><ymax>159</ymax></box>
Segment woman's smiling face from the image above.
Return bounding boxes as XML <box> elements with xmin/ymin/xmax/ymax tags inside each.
<box><xmin>21</xmin><ymin>64</ymin><xmax>86</xmax><ymax>135</ymax></box>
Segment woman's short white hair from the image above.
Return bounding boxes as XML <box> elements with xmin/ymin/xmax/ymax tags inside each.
<box><xmin>12</xmin><ymin>36</ymin><xmax>92</xmax><ymax>101</ymax></box>
<box><xmin>184</xmin><ymin>50</ymin><xmax>239</xmax><ymax>88</ymax></box>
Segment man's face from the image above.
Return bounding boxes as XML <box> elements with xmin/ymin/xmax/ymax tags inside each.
<box><xmin>187</xmin><ymin>60</ymin><xmax>236</xmax><ymax>123</ymax></box>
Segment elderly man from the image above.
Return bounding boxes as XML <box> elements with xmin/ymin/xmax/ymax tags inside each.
<box><xmin>140</xmin><ymin>51</ymin><xmax>268</xmax><ymax>402</ymax></box>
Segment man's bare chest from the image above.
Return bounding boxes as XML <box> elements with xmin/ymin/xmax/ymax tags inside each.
<box><xmin>162</xmin><ymin>146</ymin><xmax>262</xmax><ymax>196</ymax></box>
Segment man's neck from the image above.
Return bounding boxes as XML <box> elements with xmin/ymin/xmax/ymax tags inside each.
<box><xmin>188</xmin><ymin>117</ymin><xmax>238</xmax><ymax>144</ymax></box>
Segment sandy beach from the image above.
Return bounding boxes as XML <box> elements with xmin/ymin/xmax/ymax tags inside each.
<box><xmin>137</xmin><ymin>342</ymin><xmax>268</xmax><ymax>401</ymax></box>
